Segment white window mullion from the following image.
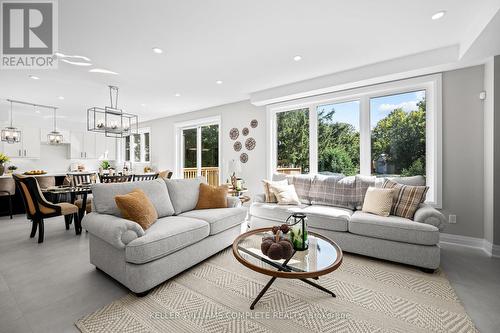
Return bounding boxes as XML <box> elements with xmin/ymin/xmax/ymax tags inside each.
<box><xmin>359</xmin><ymin>95</ymin><xmax>371</xmax><ymax>175</ymax></box>
<box><xmin>196</xmin><ymin>126</ymin><xmax>202</xmax><ymax>177</ymax></box>
<box><xmin>309</xmin><ymin>105</ymin><xmax>318</xmax><ymax>174</ymax></box>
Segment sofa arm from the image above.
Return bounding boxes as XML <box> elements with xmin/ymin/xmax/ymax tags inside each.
<box><xmin>253</xmin><ymin>193</ymin><xmax>266</xmax><ymax>203</ymax></box>
<box><xmin>413</xmin><ymin>204</ymin><xmax>446</xmax><ymax>231</ymax></box>
<box><xmin>82</xmin><ymin>212</ymin><xmax>145</xmax><ymax>249</ymax></box>
<box><xmin>227</xmin><ymin>196</ymin><xmax>241</xmax><ymax>208</ymax></box>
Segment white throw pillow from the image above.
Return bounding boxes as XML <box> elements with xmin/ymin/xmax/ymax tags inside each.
<box><xmin>269</xmin><ymin>183</ymin><xmax>301</xmax><ymax>205</ymax></box>
<box><xmin>362</xmin><ymin>187</ymin><xmax>394</xmax><ymax>217</ymax></box>
<box><xmin>262</xmin><ymin>179</ymin><xmax>288</xmax><ymax>203</ymax></box>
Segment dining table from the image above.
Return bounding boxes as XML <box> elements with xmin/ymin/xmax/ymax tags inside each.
<box><xmin>42</xmin><ymin>184</ymin><xmax>92</xmax><ymax>234</ymax></box>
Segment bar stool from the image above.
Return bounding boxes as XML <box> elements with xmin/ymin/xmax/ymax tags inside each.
<box><xmin>0</xmin><ymin>177</ymin><xmax>15</xmax><ymax>219</ymax></box>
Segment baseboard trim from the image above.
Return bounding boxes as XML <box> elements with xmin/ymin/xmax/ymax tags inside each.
<box><xmin>440</xmin><ymin>233</ymin><xmax>500</xmax><ymax>257</ymax></box>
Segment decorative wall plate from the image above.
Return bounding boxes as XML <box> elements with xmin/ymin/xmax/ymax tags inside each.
<box><xmin>242</xmin><ymin>127</ymin><xmax>249</xmax><ymax>136</ymax></box>
<box><xmin>245</xmin><ymin>137</ymin><xmax>256</xmax><ymax>150</ymax></box>
<box><xmin>229</xmin><ymin>128</ymin><xmax>239</xmax><ymax>140</ymax></box>
<box><xmin>240</xmin><ymin>153</ymin><xmax>248</xmax><ymax>163</ymax></box>
<box><xmin>250</xmin><ymin>119</ymin><xmax>258</xmax><ymax>128</ymax></box>
<box><xmin>233</xmin><ymin>141</ymin><xmax>242</xmax><ymax>152</ymax></box>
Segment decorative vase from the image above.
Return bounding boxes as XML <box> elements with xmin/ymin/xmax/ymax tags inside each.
<box><xmin>286</xmin><ymin>213</ymin><xmax>308</xmax><ymax>251</ymax></box>
<box><xmin>0</xmin><ymin>163</ymin><xmax>4</xmax><ymax>176</ymax></box>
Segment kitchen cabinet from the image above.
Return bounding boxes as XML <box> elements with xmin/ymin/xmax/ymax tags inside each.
<box><xmin>106</xmin><ymin>137</ymin><xmax>117</xmax><ymax>160</ymax></box>
<box><xmin>70</xmin><ymin>131</ymin><xmax>96</xmax><ymax>159</ymax></box>
<box><xmin>95</xmin><ymin>135</ymin><xmax>117</xmax><ymax>160</ymax></box>
<box><xmin>2</xmin><ymin>127</ymin><xmax>40</xmax><ymax>158</ymax></box>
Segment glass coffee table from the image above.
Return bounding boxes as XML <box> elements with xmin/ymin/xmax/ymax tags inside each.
<box><xmin>232</xmin><ymin>227</ymin><xmax>343</xmax><ymax>309</ymax></box>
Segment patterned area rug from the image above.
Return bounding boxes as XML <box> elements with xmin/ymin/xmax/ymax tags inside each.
<box><xmin>76</xmin><ymin>249</ymin><xmax>477</xmax><ymax>333</ymax></box>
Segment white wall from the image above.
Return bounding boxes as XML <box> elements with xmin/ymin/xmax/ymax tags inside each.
<box><xmin>484</xmin><ymin>58</ymin><xmax>495</xmax><ymax>244</ymax></box>
<box><xmin>140</xmin><ymin>100</ymin><xmax>266</xmax><ymax>196</ymax></box>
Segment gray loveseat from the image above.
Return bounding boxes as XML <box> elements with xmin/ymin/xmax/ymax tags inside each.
<box><xmin>249</xmin><ymin>174</ymin><xmax>446</xmax><ymax>271</ymax></box>
<box><xmin>82</xmin><ymin>177</ymin><xmax>247</xmax><ymax>295</ymax></box>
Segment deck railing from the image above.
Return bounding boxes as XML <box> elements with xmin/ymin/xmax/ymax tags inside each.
<box><xmin>183</xmin><ymin>167</ymin><xmax>220</xmax><ymax>186</ymax></box>
<box><xmin>276</xmin><ymin>167</ymin><xmax>302</xmax><ymax>175</ymax></box>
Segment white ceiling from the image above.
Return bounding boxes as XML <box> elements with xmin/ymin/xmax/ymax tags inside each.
<box><xmin>1</xmin><ymin>0</ymin><xmax>499</xmax><ymax>126</ymax></box>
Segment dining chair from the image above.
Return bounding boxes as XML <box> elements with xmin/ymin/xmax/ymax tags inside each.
<box><xmin>68</xmin><ymin>172</ymin><xmax>96</xmax><ymax>218</ymax></box>
<box><xmin>0</xmin><ymin>177</ymin><xmax>15</xmax><ymax>219</ymax></box>
<box><xmin>158</xmin><ymin>170</ymin><xmax>173</xmax><ymax>179</ymax></box>
<box><xmin>13</xmin><ymin>174</ymin><xmax>80</xmax><ymax>243</ymax></box>
<box><xmin>133</xmin><ymin>173</ymin><xmax>159</xmax><ymax>181</ymax></box>
<box><xmin>99</xmin><ymin>174</ymin><xmax>133</xmax><ymax>183</ymax></box>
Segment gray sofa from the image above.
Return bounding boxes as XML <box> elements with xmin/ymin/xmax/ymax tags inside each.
<box><xmin>82</xmin><ymin>177</ymin><xmax>247</xmax><ymax>295</ymax></box>
<box><xmin>249</xmin><ymin>174</ymin><xmax>446</xmax><ymax>271</ymax></box>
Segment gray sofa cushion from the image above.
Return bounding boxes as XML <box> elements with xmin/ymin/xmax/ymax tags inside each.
<box><xmin>165</xmin><ymin>177</ymin><xmax>206</xmax><ymax>215</ymax></box>
<box><xmin>250</xmin><ymin>202</ymin><xmax>307</xmax><ymax>224</ymax></box>
<box><xmin>180</xmin><ymin>207</ymin><xmax>247</xmax><ymax>235</ymax></box>
<box><xmin>349</xmin><ymin>211</ymin><xmax>439</xmax><ymax>246</ymax></box>
<box><xmin>91</xmin><ymin>179</ymin><xmax>175</xmax><ymax>218</ymax></box>
<box><xmin>309</xmin><ymin>175</ymin><xmax>357</xmax><ymax>209</ymax></box>
<box><xmin>301</xmin><ymin>205</ymin><xmax>352</xmax><ymax>232</ymax></box>
<box><xmin>389</xmin><ymin>175</ymin><xmax>426</xmax><ymax>186</ymax></box>
<box><xmin>125</xmin><ymin>216</ymin><xmax>209</xmax><ymax>264</ymax></box>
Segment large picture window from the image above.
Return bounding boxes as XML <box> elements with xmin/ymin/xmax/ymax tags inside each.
<box><xmin>317</xmin><ymin>101</ymin><xmax>360</xmax><ymax>176</ymax></box>
<box><xmin>268</xmin><ymin>75</ymin><xmax>441</xmax><ymax>206</ymax></box>
<box><xmin>370</xmin><ymin>91</ymin><xmax>426</xmax><ymax>177</ymax></box>
<box><xmin>276</xmin><ymin>108</ymin><xmax>310</xmax><ymax>174</ymax></box>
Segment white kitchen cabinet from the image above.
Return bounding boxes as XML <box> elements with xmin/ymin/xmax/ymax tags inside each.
<box><xmin>70</xmin><ymin>131</ymin><xmax>97</xmax><ymax>159</ymax></box>
<box><xmin>2</xmin><ymin>127</ymin><xmax>40</xmax><ymax>158</ymax></box>
<box><xmin>106</xmin><ymin>137</ymin><xmax>117</xmax><ymax>160</ymax></box>
<box><xmin>70</xmin><ymin>132</ymin><xmax>84</xmax><ymax>159</ymax></box>
<box><xmin>95</xmin><ymin>134</ymin><xmax>106</xmax><ymax>160</ymax></box>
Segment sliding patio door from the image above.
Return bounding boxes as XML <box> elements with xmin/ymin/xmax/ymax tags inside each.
<box><xmin>181</xmin><ymin>123</ymin><xmax>220</xmax><ymax>186</ymax></box>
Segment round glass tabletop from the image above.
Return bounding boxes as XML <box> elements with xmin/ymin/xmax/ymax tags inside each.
<box><xmin>232</xmin><ymin>227</ymin><xmax>343</xmax><ymax>279</ymax></box>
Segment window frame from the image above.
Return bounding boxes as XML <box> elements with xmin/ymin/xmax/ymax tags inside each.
<box><xmin>124</xmin><ymin>127</ymin><xmax>151</xmax><ymax>163</ymax></box>
<box><xmin>267</xmin><ymin>74</ymin><xmax>442</xmax><ymax>207</ymax></box>
<box><xmin>174</xmin><ymin>116</ymin><xmax>222</xmax><ymax>183</ymax></box>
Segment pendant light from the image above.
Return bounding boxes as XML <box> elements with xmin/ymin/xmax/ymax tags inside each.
<box><xmin>1</xmin><ymin>100</ymin><xmax>22</xmax><ymax>144</ymax></box>
<box><xmin>87</xmin><ymin>85</ymin><xmax>138</xmax><ymax>138</ymax></box>
<box><xmin>47</xmin><ymin>107</ymin><xmax>63</xmax><ymax>144</ymax></box>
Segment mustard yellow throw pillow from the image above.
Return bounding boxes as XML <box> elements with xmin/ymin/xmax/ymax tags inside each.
<box><xmin>115</xmin><ymin>189</ymin><xmax>158</xmax><ymax>230</ymax></box>
<box><xmin>195</xmin><ymin>183</ymin><xmax>228</xmax><ymax>209</ymax></box>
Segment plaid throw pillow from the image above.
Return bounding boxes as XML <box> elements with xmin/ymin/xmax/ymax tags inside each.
<box><xmin>355</xmin><ymin>175</ymin><xmax>385</xmax><ymax>209</ymax></box>
<box><xmin>309</xmin><ymin>175</ymin><xmax>356</xmax><ymax>209</ymax></box>
<box><xmin>383</xmin><ymin>179</ymin><xmax>428</xmax><ymax>219</ymax></box>
<box><xmin>287</xmin><ymin>175</ymin><xmax>313</xmax><ymax>204</ymax></box>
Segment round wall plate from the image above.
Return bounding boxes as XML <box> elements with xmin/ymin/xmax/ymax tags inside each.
<box><xmin>245</xmin><ymin>137</ymin><xmax>256</xmax><ymax>150</ymax></box>
<box><xmin>233</xmin><ymin>141</ymin><xmax>242</xmax><ymax>152</ymax></box>
<box><xmin>229</xmin><ymin>128</ymin><xmax>239</xmax><ymax>140</ymax></box>
<box><xmin>240</xmin><ymin>153</ymin><xmax>248</xmax><ymax>163</ymax></box>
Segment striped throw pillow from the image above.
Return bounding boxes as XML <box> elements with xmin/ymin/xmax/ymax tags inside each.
<box><xmin>383</xmin><ymin>179</ymin><xmax>428</xmax><ymax>219</ymax></box>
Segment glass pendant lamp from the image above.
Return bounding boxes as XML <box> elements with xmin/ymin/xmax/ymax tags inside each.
<box><xmin>1</xmin><ymin>100</ymin><xmax>21</xmax><ymax>144</ymax></box>
<box><xmin>47</xmin><ymin>107</ymin><xmax>63</xmax><ymax>144</ymax></box>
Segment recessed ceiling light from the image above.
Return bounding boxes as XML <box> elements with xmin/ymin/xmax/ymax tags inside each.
<box><xmin>175</xmin><ymin>93</ymin><xmax>181</xmax><ymax>97</ymax></box>
<box><xmin>432</xmin><ymin>11</ymin><xmax>446</xmax><ymax>20</ymax></box>
<box><xmin>216</xmin><ymin>80</ymin><xmax>223</xmax><ymax>85</ymax></box>
<box><xmin>152</xmin><ymin>47</ymin><xmax>163</xmax><ymax>54</ymax></box>
<box><xmin>89</xmin><ymin>68</ymin><xmax>119</xmax><ymax>75</ymax></box>
<box><xmin>141</xmin><ymin>103</ymin><xmax>147</xmax><ymax>107</ymax></box>
<box><xmin>35</xmin><ymin>110</ymin><xmax>40</xmax><ymax>114</ymax></box>
<box><xmin>58</xmin><ymin>96</ymin><xmax>64</xmax><ymax>100</ymax></box>
<box><xmin>61</xmin><ymin>59</ymin><xmax>92</xmax><ymax>66</ymax></box>
<box><xmin>28</xmin><ymin>75</ymin><xmax>40</xmax><ymax>80</ymax></box>
<box><xmin>293</xmin><ymin>55</ymin><xmax>302</xmax><ymax>61</ymax></box>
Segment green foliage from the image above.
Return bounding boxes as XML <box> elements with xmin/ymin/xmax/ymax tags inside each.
<box><xmin>401</xmin><ymin>158</ymin><xmax>425</xmax><ymax>177</ymax></box>
<box><xmin>318</xmin><ymin>146</ymin><xmax>358</xmax><ymax>176</ymax></box>
<box><xmin>277</xmin><ymin>109</ymin><xmax>310</xmax><ymax>172</ymax></box>
<box><xmin>183</xmin><ymin>125</ymin><xmax>219</xmax><ymax>168</ymax></box>
<box><xmin>100</xmin><ymin>160</ymin><xmax>110</xmax><ymax>170</ymax></box>
<box><xmin>372</xmin><ymin>99</ymin><xmax>426</xmax><ymax>175</ymax></box>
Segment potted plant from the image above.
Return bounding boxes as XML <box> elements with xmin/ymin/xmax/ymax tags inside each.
<box><xmin>100</xmin><ymin>160</ymin><xmax>110</xmax><ymax>170</ymax></box>
<box><xmin>7</xmin><ymin>165</ymin><xmax>17</xmax><ymax>174</ymax></box>
<box><xmin>0</xmin><ymin>153</ymin><xmax>10</xmax><ymax>176</ymax></box>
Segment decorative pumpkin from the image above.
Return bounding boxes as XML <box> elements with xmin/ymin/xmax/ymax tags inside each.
<box><xmin>261</xmin><ymin>225</ymin><xmax>294</xmax><ymax>260</ymax></box>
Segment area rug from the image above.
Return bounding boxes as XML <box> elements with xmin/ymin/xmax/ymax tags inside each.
<box><xmin>76</xmin><ymin>249</ymin><xmax>477</xmax><ymax>333</ymax></box>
